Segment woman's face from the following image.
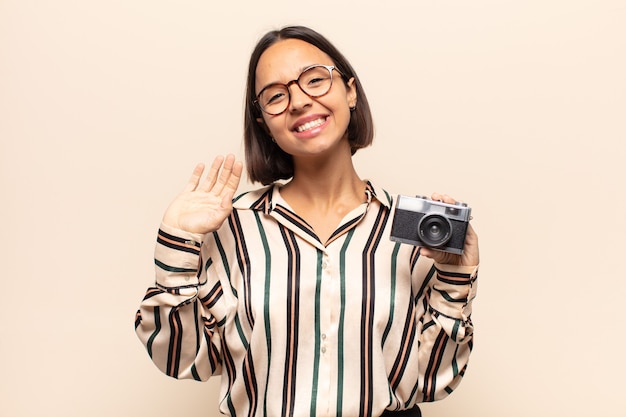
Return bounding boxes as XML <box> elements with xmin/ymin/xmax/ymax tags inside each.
<box><xmin>255</xmin><ymin>39</ymin><xmax>357</xmax><ymax>159</ymax></box>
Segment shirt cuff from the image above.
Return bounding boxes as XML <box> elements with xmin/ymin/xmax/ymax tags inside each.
<box><xmin>154</xmin><ymin>223</ymin><xmax>204</xmax><ymax>289</ymax></box>
<box><xmin>430</xmin><ymin>263</ymin><xmax>479</xmax><ymax>319</ymax></box>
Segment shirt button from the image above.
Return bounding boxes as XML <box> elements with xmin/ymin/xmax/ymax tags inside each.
<box><xmin>321</xmin><ymin>333</ymin><xmax>327</xmax><ymax>340</ymax></box>
<box><xmin>321</xmin><ymin>346</ymin><xmax>327</xmax><ymax>353</ymax></box>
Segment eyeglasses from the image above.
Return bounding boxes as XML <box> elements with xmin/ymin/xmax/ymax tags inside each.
<box><xmin>254</xmin><ymin>64</ymin><xmax>341</xmax><ymax>116</ymax></box>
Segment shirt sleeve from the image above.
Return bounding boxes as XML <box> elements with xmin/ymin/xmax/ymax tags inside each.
<box><xmin>430</xmin><ymin>262</ymin><xmax>478</xmax><ymax>343</ymax></box>
<box><xmin>134</xmin><ymin>223</ymin><xmax>223</xmax><ymax>381</ymax></box>
<box><xmin>416</xmin><ymin>261</ymin><xmax>478</xmax><ymax>401</ymax></box>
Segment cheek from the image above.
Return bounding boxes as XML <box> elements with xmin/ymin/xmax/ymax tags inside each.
<box><xmin>334</xmin><ymin>104</ymin><xmax>352</xmax><ymax>130</ymax></box>
<box><xmin>264</xmin><ymin>117</ymin><xmax>288</xmax><ymax>138</ymax></box>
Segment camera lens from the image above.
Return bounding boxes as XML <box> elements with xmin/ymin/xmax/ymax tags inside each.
<box><xmin>418</xmin><ymin>214</ymin><xmax>452</xmax><ymax>247</ymax></box>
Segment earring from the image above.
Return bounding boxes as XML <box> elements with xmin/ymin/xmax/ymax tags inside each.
<box><xmin>349</xmin><ymin>106</ymin><xmax>356</xmax><ymax>112</ymax></box>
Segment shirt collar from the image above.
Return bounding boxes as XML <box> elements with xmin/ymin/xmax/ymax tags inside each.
<box><xmin>232</xmin><ymin>180</ymin><xmax>392</xmax><ymax>213</ymax></box>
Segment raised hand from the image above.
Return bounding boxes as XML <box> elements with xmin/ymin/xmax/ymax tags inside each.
<box><xmin>162</xmin><ymin>154</ymin><xmax>243</xmax><ymax>234</ymax></box>
<box><xmin>419</xmin><ymin>193</ymin><xmax>480</xmax><ymax>267</ymax></box>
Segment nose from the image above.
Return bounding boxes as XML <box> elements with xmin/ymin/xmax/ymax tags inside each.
<box><xmin>287</xmin><ymin>82</ymin><xmax>312</xmax><ymax>112</ymax></box>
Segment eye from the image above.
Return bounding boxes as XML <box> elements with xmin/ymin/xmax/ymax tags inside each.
<box><xmin>266</xmin><ymin>92</ymin><xmax>286</xmax><ymax>105</ymax></box>
<box><xmin>261</xmin><ymin>85</ymin><xmax>288</xmax><ymax>106</ymax></box>
<box><xmin>300</xmin><ymin>66</ymin><xmax>332</xmax><ymax>91</ymax></box>
<box><xmin>307</xmin><ymin>77</ymin><xmax>326</xmax><ymax>86</ymax></box>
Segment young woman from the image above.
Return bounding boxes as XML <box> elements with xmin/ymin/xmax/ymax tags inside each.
<box><xmin>135</xmin><ymin>26</ymin><xmax>479</xmax><ymax>417</ymax></box>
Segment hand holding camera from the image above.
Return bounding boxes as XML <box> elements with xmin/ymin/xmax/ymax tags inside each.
<box><xmin>390</xmin><ymin>192</ymin><xmax>479</xmax><ymax>267</ymax></box>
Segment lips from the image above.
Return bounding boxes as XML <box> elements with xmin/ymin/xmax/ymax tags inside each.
<box><xmin>292</xmin><ymin>115</ymin><xmax>329</xmax><ymax>133</ymax></box>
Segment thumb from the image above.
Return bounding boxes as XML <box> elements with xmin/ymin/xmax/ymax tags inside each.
<box><xmin>221</xmin><ymin>190</ymin><xmax>235</xmax><ymax>209</ymax></box>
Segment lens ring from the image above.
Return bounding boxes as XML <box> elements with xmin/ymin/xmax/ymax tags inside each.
<box><xmin>418</xmin><ymin>214</ymin><xmax>452</xmax><ymax>247</ymax></box>
<box><xmin>257</xmin><ymin>84</ymin><xmax>290</xmax><ymax>115</ymax></box>
<box><xmin>299</xmin><ymin>65</ymin><xmax>334</xmax><ymax>98</ymax></box>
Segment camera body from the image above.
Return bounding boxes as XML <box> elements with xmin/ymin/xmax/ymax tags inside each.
<box><xmin>390</xmin><ymin>195</ymin><xmax>472</xmax><ymax>254</ymax></box>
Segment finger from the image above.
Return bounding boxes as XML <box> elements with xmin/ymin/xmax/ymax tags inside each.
<box><xmin>219</xmin><ymin>161</ymin><xmax>243</xmax><ymax>208</ymax></box>
<box><xmin>456</xmin><ymin>222</ymin><xmax>479</xmax><ymax>260</ymax></box>
<box><xmin>224</xmin><ymin>160</ymin><xmax>243</xmax><ymax>195</ymax></box>
<box><xmin>220</xmin><ymin>188</ymin><xmax>236</xmax><ymax>209</ymax></box>
<box><xmin>198</xmin><ymin>155</ymin><xmax>225</xmax><ymax>192</ymax></box>
<box><xmin>465</xmin><ymin>223</ymin><xmax>479</xmax><ymax>244</ymax></box>
<box><xmin>430</xmin><ymin>193</ymin><xmax>456</xmax><ymax>205</ymax></box>
<box><xmin>212</xmin><ymin>154</ymin><xmax>236</xmax><ymax>196</ymax></box>
<box><xmin>183</xmin><ymin>163</ymin><xmax>205</xmax><ymax>192</ymax></box>
<box><xmin>419</xmin><ymin>247</ymin><xmax>447</xmax><ymax>264</ymax></box>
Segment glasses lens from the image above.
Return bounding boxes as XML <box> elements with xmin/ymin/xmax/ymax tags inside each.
<box><xmin>298</xmin><ymin>66</ymin><xmax>333</xmax><ymax>98</ymax></box>
<box><xmin>258</xmin><ymin>84</ymin><xmax>289</xmax><ymax>115</ymax></box>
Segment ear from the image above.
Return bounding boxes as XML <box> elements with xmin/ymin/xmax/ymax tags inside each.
<box><xmin>346</xmin><ymin>77</ymin><xmax>357</xmax><ymax>109</ymax></box>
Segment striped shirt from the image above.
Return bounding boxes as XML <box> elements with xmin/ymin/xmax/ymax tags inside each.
<box><xmin>135</xmin><ymin>182</ymin><xmax>478</xmax><ymax>417</ymax></box>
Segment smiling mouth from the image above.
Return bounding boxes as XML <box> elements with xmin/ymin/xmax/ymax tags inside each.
<box><xmin>295</xmin><ymin>117</ymin><xmax>327</xmax><ymax>133</ymax></box>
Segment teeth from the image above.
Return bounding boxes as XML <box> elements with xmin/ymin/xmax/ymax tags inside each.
<box><xmin>296</xmin><ymin>118</ymin><xmax>325</xmax><ymax>132</ymax></box>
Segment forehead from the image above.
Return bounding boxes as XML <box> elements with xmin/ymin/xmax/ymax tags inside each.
<box><xmin>255</xmin><ymin>39</ymin><xmax>334</xmax><ymax>85</ymax></box>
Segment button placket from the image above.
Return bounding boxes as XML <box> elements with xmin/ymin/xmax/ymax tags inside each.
<box><xmin>320</xmin><ymin>252</ymin><xmax>331</xmax><ymax>356</ymax></box>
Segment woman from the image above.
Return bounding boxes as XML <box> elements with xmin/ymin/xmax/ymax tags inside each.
<box><xmin>135</xmin><ymin>26</ymin><xmax>479</xmax><ymax>417</ymax></box>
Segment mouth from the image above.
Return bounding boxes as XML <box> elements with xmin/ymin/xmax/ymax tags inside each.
<box><xmin>294</xmin><ymin>117</ymin><xmax>328</xmax><ymax>133</ymax></box>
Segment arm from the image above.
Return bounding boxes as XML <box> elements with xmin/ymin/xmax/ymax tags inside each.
<box><xmin>134</xmin><ymin>155</ymin><xmax>242</xmax><ymax>380</ymax></box>
<box><xmin>135</xmin><ymin>225</ymin><xmax>223</xmax><ymax>380</ymax></box>
<box><xmin>415</xmin><ymin>260</ymin><xmax>478</xmax><ymax>402</ymax></box>
<box><xmin>417</xmin><ymin>193</ymin><xmax>480</xmax><ymax>401</ymax></box>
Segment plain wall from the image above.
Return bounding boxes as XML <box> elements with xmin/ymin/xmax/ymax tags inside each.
<box><xmin>1</xmin><ymin>1</ymin><xmax>625</xmax><ymax>416</ymax></box>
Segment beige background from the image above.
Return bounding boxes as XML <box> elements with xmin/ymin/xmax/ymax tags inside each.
<box><xmin>1</xmin><ymin>0</ymin><xmax>625</xmax><ymax>416</ymax></box>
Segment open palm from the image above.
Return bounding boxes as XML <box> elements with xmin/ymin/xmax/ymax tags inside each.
<box><xmin>162</xmin><ymin>155</ymin><xmax>243</xmax><ymax>235</ymax></box>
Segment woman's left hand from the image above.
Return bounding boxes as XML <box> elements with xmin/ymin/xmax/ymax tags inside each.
<box><xmin>419</xmin><ymin>193</ymin><xmax>480</xmax><ymax>267</ymax></box>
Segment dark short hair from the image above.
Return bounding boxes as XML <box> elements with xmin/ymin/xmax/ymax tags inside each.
<box><xmin>244</xmin><ymin>26</ymin><xmax>374</xmax><ymax>185</ymax></box>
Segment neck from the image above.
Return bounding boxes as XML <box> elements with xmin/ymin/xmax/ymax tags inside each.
<box><xmin>278</xmin><ymin>142</ymin><xmax>367</xmax><ymax>244</ymax></box>
<box><xmin>282</xmin><ymin>146</ymin><xmax>365</xmax><ymax>208</ymax></box>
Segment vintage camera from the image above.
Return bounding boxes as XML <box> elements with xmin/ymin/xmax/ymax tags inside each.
<box><xmin>390</xmin><ymin>195</ymin><xmax>472</xmax><ymax>254</ymax></box>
